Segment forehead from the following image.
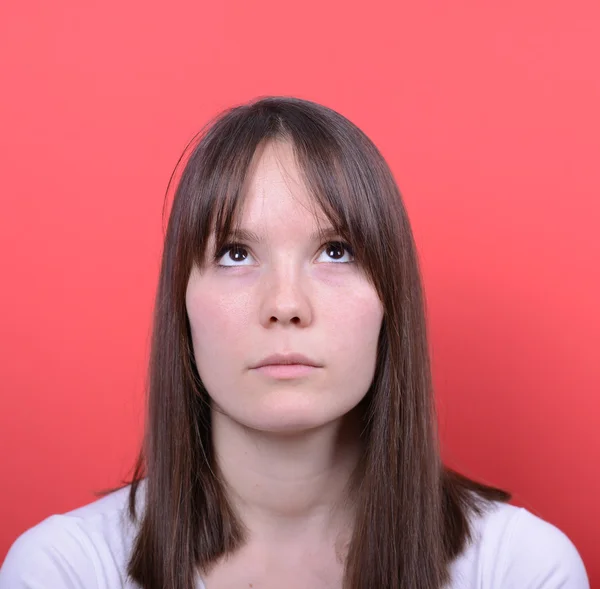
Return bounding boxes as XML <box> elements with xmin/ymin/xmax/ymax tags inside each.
<box><xmin>237</xmin><ymin>140</ymin><xmax>331</xmax><ymax>232</ymax></box>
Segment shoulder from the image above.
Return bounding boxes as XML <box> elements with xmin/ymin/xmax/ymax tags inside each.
<box><xmin>450</xmin><ymin>499</ymin><xmax>589</xmax><ymax>589</ymax></box>
<box><xmin>0</xmin><ymin>483</ymin><xmax>143</xmax><ymax>589</ymax></box>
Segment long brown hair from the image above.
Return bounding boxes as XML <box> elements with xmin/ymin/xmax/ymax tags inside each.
<box><xmin>118</xmin><ymin>96</ymin><xmax>510</xmax><ymax>589</ymax></box>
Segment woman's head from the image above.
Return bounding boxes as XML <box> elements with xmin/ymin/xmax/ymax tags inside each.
<box><xmin>162</xmin><ymin>96</ymin><xmax>429</xmax><ymax>437</ymax></box>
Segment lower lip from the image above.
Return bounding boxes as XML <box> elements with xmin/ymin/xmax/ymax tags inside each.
<box><xmin>253</xmin><ymin>364</ymin><xmax>320</xmax><ymax>379</ymax></box>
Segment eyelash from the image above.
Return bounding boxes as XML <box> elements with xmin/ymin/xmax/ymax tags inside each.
<box><xmin>213</xmin><ymin>241</ymin><xmax>355</xmax><ymax>267</ymax></box>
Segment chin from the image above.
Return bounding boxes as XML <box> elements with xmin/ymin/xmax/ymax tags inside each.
<box><xmin>238</xmin><ymin>400</ymin><xmax>360</xmax><ymax>435</ymax></box>
<box><xmin>211</xmin><ymin>389</ymin><xmax>366</xmax><ymax>435</ymax></box>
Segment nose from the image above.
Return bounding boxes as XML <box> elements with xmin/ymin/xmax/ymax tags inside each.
<box><xmin>258</xmin><ymin>264</ymin><xmax>313</xmax><ymax>328</ymax></box>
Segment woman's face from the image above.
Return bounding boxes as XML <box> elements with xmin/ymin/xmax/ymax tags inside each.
<box><xmin>185</xmin><ymin>140</ymin><xmax>384</xmax><ymax>433</ymax></box>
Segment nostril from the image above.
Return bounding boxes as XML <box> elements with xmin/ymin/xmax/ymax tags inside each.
<box><xmin>269</xmin><ymin>316</ymin><xmax>301</xmax><ymax>324</ymax></box>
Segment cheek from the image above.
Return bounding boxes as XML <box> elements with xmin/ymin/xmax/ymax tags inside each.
<box><xmin>186</xmin><ymin>288</ymin><xmax>252</xmax><ymax>367</ymax></box>
<box><xmin>322</xmin><ymin>287</ymin><xmax>383</xmax><ymax>357</ymax></box>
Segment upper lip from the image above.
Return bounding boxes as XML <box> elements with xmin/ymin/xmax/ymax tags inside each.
<box><xmin>251</xmin><ymin>353</ymin><xmax>322</xmax><ymax>369</ymax></box>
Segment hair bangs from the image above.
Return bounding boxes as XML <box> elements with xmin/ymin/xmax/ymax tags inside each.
<box><xmin>287</xmin><ymin>127</ymin><xmax>402</xmax><ymax>301</ymax></box>
<box><xmin>184</xmin><ymin>130</ymin><xmax>272</xmax><ymax>271</ymax></box>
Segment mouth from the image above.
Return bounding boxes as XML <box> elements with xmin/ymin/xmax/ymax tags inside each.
<box><xmin>251</xmin><ymin>353</ymin><xmax>322</xmax><ymax>369</ymax></box>
<box><xmin>250</xmin><ymin>353</ymin><xmax>323</xmax><ymax>379</ymax></box>
<box><xmin>253</xmin><ymin>364</ymin><xmax>319</xmax><ymax>379</ymax></box>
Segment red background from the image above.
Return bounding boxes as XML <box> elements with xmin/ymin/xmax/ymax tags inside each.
<box><xmin>1</xmin><ymin>0</ymin><xmax>598</xmax><ymax>582</ymax></box>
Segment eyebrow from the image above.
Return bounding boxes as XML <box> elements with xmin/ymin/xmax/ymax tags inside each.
<box><xmin>223</xmin><ymin>226</ymin><xmax>343</xmax><ymax>244</ymax></box>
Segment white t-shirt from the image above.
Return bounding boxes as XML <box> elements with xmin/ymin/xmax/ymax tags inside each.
<box><xmin>0</xmin><ymin>482</ymin><xmax>589</xmax><ymax>589</ymax></box>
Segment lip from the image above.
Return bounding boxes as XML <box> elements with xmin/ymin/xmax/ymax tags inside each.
<box><xmin>254</xmin><ymin>364</ymin><xmax>319</xmax><ymax>379</ymax></box>
<box><xmin>251</xmin><ymin>353</ymin><xmax>322</xmax><ymax>369</ymax></box>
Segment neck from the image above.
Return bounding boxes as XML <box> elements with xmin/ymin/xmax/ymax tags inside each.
<box><xmin>211</xmin><ymin>408</ymin><xmax>362</xmax><ymax>543</ymax></box>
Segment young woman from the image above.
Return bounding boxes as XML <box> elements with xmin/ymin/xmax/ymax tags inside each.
<box><xmin>0</xmin><ymin>96</ymin><xmax>589</xmax><ymax>589</ymax></box>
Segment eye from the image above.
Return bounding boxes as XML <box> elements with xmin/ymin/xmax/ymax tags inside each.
<box><xmin>316</xmin><ymin>241</ymin><xmax>355</xmax><ymax>264</ymax></box>
<box><xmin>215</xmin><ymin>244</ymin><xmax>255</xmax><ymax>267</ymax></box>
